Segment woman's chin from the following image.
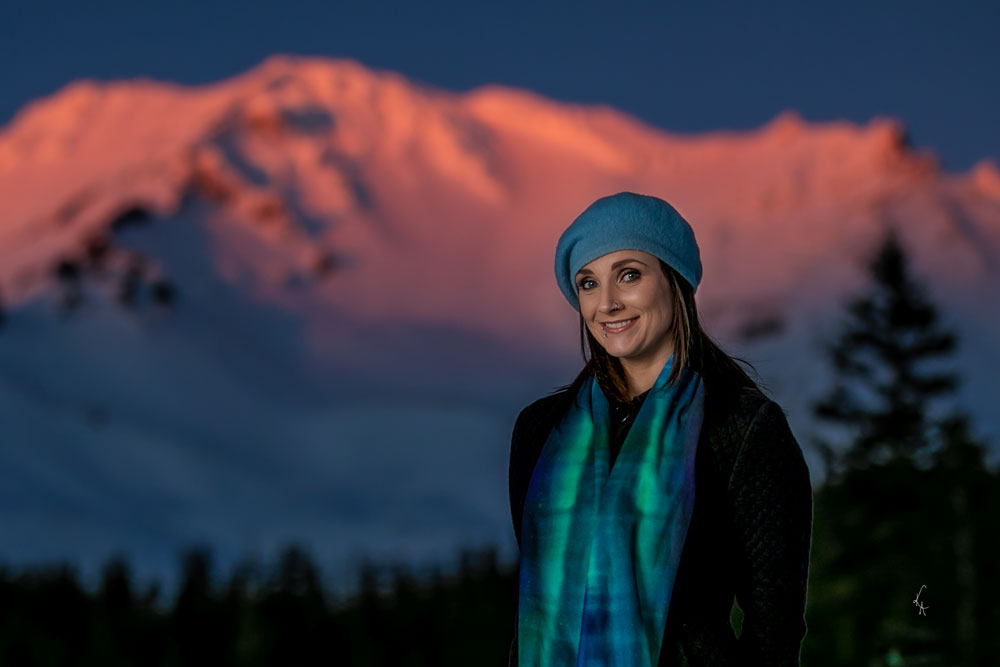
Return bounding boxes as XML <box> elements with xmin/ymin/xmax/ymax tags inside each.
<box><xmin>604</xmin><ymin>342</ymin><xmax>639</xmax><ymax>359</ymax></box>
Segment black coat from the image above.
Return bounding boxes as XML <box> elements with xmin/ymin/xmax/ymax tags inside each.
<box><xmin>507</xmin><ymin>366</ymin><xmax>813</xmax><ymax>666</ymax></box>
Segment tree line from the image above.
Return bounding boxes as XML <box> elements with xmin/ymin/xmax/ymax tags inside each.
<box><xmin>0</xmin><ymin>545</ymin><xmax>515</xmax><ymax>666</ymax></box>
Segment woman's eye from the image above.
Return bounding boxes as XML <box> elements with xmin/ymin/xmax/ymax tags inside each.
<box><xmin>578</xmin><ymin>270</ymin><xmax>639</xmax><ymax>291</ymax></box>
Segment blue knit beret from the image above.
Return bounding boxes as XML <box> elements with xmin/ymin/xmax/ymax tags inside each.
<box><xmin>554</xmin><ymin>192</ymin><xmax>703</xmax><ymax>311</ymax></box>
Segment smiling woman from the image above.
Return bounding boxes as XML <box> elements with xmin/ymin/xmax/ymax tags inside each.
<box><xmin>507</xmin><ymin>192</ymin><xmax>813</xmax><ymax>666</ymax></box>
<box><xmin>575</xmin><ymin>250</ymin><xmax>677</xmax><ymax>396</ymax></box>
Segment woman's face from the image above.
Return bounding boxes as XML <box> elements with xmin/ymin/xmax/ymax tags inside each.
<box><xmin>575</xmin><ymin>249</ymin><xmax>675</xmax><ymax>366</ymax></box>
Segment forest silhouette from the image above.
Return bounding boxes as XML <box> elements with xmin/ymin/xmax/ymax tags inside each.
<box><xmin>2</xmin><ymin>228</ymin><xmax>997</xmax><ymax>666</ymax></box>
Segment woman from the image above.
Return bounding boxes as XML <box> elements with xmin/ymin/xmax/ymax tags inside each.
<box><xmin>507</xmin><ymin>192</ymin><xmax>812</xmax><ymax>666</ymax></box>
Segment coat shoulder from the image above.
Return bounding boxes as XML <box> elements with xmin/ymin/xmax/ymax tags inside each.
<box><xmin>515</xmin><ymin>389</ymin><xmax>572</xmax><ymax>433</ymax></box>
<box><xmin>702</xmin><ymin>379</ymin><xmax>770</xmax><ymax>440</ymax></box>
<box><xmin>510</xmin><ymin>387</ymin><xmax>577</xmax><ymax>468</ymax></box>
<box><xmin>508</xmin><ymin>385</ymin><xmax>579</xmax><ymax>549</ymax></box>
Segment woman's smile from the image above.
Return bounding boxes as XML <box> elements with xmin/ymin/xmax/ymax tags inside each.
<box><xmin>601</xmin><ymin>316</ymin><xmax>638</xmax><ymax>333</ymax></box>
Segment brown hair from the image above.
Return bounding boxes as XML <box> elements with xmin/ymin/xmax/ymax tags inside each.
<box><xmin>552</xmin><ymin>259</ymin><xmax>765</xmax><ymax>403</ymax></box>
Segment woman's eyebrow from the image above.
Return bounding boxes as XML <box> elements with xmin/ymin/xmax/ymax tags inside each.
<box><xmin>576</xmin><ymin>259</ymin><xmax>649</xmax><ymax>277</ymax></box>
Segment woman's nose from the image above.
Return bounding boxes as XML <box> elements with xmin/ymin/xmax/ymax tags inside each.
<box><xmin>598</xmin><ymin>285</ymin><xmax>621</xmax><ymax>312</ymax></box>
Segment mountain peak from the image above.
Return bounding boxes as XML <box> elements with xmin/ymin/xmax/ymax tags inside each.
<box><xmin>233</xmin><ymin>52</ymin><xmax>408</xmax><ymax>97</ymax></box>
<box><xmin>764</xmin><ymin>109</ymin><xmax>806</xmax><ymax>134</ymax></box>
<box><xmin>971</xmin><ymin>158</ymin><xmax>1000</xmax><ymax>199</ymax></box>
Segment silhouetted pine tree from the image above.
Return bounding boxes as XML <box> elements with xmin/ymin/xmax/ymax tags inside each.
<box><xmin>169</xmin><ymin>547</ymin><xmax>232</xmax><ymax>666</ymax></box>
<box><xmin>341</xmin><ymin>556</ymin><xmax>388</xmax><ymax>666</ymax></box>
<box><xmin>806</xmin><ymin>226</ymin><xmax>997</xmax><ymax>666</ymax></box>
<box><xmin>223</xmin><ymin>557</ymin><xmax>264</xmax><ymax>667</ymax></box>
<box><xmin>93</xmin><ymin>556</ymin><xmax>163</xmax><ymax>665</ymax></box>
<box><xmin>258</xmin><ymin>545</ymin><xmax>332</xmax><ymax>665</ymax></box>
<box><xmin>812</xmin><ymin>226</ymin><xmax>958</xmax><ymax>476</ymax></box>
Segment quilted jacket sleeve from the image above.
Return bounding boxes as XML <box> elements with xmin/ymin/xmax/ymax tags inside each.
<box><xmin>506</xmin><ymin>394</ymin><xmax>563</xmax><ymax>667</ymax></box>
<box><xmin>507</xmin><ymin>402</ymin><xmax>537</xmax><ymax>667</ymax></box>
<box><xmin>729</xmin><ymin>399</ymin><xmax>813</xmax><ymax>665</ymax></box>
<box><xmin>508</xmin><ymin>404</ymin><xmax>535</xmax><ymax>552</ymax></box>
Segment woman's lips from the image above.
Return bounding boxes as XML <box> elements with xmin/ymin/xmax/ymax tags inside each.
<box><xmin>601</xmin><ymin>316</ymin><xmax>638</xmax><ymax>334</ymax></box>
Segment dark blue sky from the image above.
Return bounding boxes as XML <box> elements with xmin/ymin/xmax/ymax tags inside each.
<box><xmin>3</xmin><ymin>0</ymin><xmax>998</xmax><ymax>171</ymax></box>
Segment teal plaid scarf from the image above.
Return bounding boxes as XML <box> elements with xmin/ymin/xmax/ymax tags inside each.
<box><xmin>519</xmin><ymin>354</ymin><xmax>705</xmax><ymax>667</ymax></box>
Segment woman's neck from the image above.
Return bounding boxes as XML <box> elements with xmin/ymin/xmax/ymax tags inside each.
<box><xmin>620</xmin><ymin>344</ymin><xmax>675</xmax><ymax>399</ymax></box>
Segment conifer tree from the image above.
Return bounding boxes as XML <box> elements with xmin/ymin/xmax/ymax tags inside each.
<box><xmin>806</xmin><ymin>226</ymin><xmax>997</xmax><ymax>665</ymax></box>
<box><xmin>812</xmin><ymin>226</ymin><xmax>958</xmax><ymax>476</ymax></box>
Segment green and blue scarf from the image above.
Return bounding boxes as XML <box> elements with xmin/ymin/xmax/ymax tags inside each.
<box><xmin>519</xmin><ymin>354</ymin><xmax>705</xmax><ymax>667</ymax></box>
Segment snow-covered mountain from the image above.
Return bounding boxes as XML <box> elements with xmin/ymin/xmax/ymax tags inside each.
<box><xmin>1</xmin><ymin>53</ymin><xmax>998</xmax><ymax>594</ymax></box>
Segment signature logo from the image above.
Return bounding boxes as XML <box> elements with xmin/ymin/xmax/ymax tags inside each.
<box><xmin>912</xmin><ymin>584</ymin><xmax>930</xmax><ymax>616</ymax></box>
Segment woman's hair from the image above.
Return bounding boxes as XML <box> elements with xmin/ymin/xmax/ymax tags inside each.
<box><xmin>553</xmin><ymin>259</ymin><xmax>765</xmax><ymax>403</ymax></box>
